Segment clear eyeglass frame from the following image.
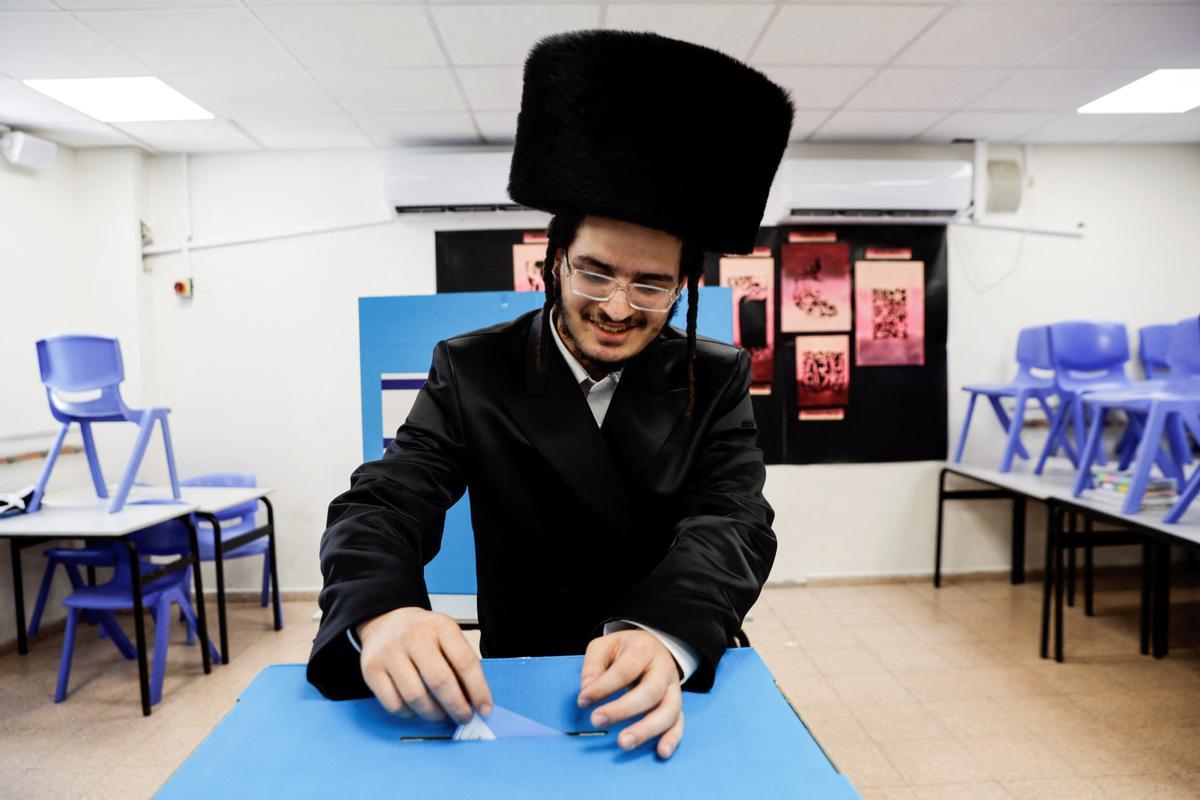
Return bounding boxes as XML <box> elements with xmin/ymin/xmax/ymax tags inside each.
<box><xmin>562</xmin><ymin>251</ymin><xmax>680</xmax><ymax>313</ymax></box>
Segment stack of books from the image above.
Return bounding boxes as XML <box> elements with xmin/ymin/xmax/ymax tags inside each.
<box><xmin>1086</xmin><ymin>468</ymin><xmax>1177</xmax><ymax>510</ymax></box>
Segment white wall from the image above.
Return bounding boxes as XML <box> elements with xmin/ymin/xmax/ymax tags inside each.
<box><xmin>3</xmin><ymin>141</ymin><xmax>1198</xmax><ymax>643</ymax></box>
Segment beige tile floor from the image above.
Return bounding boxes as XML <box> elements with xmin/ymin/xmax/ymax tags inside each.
<box><xmin>2</xmin><ymin>570</ymin><xmax>1198</xmax><ymax>799</ymax></box>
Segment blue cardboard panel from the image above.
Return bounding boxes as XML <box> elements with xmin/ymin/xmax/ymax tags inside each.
<box><xmin>159</xmin><ymin>649</ymin><xmax>859</xmax><ymax>799</ymax></box>
<box><xmin>358</xmin><ymin>288</ymin><xmax>733</xmax><ymax>595</ymax></box>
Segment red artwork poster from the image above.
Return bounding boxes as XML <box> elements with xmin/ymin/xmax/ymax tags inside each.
<box><xmin>854</xmin><ymin>260</ymin><xmax>925</xmax><ymax>367</ymax></box>
<box><xmin>795</xmin><ymin>334</ymin><xmax>850</xmax><ymax>409</ymax></box>
<box><xmin>512</xmin><ymin>242</ymin><xmax>547</xmax><ymax>292</ymax></box>
<box><xmin>780</xmin><ymin>243</ymin><xmax>851</xmax><ymax>333</ymax></box>
<box><xmin>719</xmin><ymin>255</ymin><xmax>774</xmax><ymax>389</ymax></box>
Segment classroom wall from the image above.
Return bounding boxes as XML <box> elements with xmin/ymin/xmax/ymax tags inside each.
<box><xmin>3</xmin><ymin>142</ymin><xmax>1198</xmax><ymax>628</ymax></box>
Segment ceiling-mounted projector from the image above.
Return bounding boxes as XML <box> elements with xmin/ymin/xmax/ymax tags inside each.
<box><xmin>0</xmin><ymin>127</ymin><xmax>58</xmax><ymax>171</ymax></box>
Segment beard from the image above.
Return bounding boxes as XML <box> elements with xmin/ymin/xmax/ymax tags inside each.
<box><xmin>554</xmin><ymin>298</ymin><xmax>640</xmax><ymax>375</ymax></box>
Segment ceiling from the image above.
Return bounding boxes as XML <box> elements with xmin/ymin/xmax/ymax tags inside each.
<box><xmin>1</xmin><ymin>1</ymin><xmax>1198</xmax><ymax>154</ymax></box>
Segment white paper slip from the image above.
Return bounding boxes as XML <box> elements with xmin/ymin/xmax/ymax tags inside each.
<box><xmin>452</xmin><ymin>706</ymin><xmax>563</xmax><ymax>741</ymax></box>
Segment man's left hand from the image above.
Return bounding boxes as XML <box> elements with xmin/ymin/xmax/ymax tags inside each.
<box><xmin>577</xmin><ymin>629</ymin><xmax>684</xmax><ymax>759</ymax></box>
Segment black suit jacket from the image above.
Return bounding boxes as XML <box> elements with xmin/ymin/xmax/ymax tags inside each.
<box><xmin>307</xmin><ymin>309</ymin><xmax>776</xmax><ymax>697</ymax></box>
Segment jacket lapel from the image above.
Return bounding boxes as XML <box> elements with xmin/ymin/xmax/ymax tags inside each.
<box><xmin>601</xmin><ymin>331</ymin><xmax>688</xmax><ymax>483</ymax></box>
<box><xmin>502</xmin><ymin>312</ymin><xmax>634</xmax><ymax>533</ymax></box>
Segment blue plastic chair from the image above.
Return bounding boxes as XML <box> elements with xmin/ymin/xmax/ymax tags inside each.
<box><xmin>1035</xmin><ymin>321</ymin><xmax>1132</xmax><ymax>475</ymax></box>
<box><xmin>1073</xmin><ymin>317</ymin><xmax>1200</xmax><ymax>516</ymax></box>
<box><xmin>54</xmin><ymin>519</ymin><xmax>217</xmax><ymax>706</ymax></box>
<box><xmin>180</xmin><ymin>473</ymin><xmax>280</xmax><ymax>631</ymax></box>
<box><xmin>29</xmin><ymin>335</ymin><xmax>181</xmax><ymax>514</ymax></box>
<box><xmin>1139</xmin><ymin>324</ymin><xmax>1174</xmax><ymax>379</ymax></box>
<box><xmin>954</xmin><ymin>326</ymin><xmax>1061</xmax><ymax>472</ymax></box>
<box><xmin>27</xmin><ymin>542</ymin><xmax>121</xmax><ymax>639</ymax></box>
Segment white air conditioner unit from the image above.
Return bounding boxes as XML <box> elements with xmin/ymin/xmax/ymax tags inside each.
<box><xmin>775</xmin><ymin>159</ymin><xmax>973</xmax><ymax>225</ymax></box>
<box><xmin>384</xmin><ymin>150</ymin><xmax>520</xmax><ymax>214</ymax></box>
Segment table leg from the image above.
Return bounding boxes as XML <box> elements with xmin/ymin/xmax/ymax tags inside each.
<box><xmin>185</xmin><ymin>515</ymin><xmax>212</xmax><ymax>676</ymax></box>
<box><xmin>1066</xmin><ymin>512</ymin><xmax>1077</xmax><ymax>608</ymax></box>
<box><xmin>1083</xmin><ymin>517</ymin><xmax>1094</xmax><ymax>617</ymax></box>
<box><xmin>1011</xmin><ymin>495</ymin><xmax>1026</xmax><ymax>585</ymax></box>
<box><xmin>263</xmin><ymin>497</ymin><xmax>282</xmax><ymax>631</ymax></box>
<box><xmin>934</xmin><ymin>469</ymin><xmax>946</xmax><ymax>588</ymax></box>
<box><xmin>10</xmin><ymin>538</ymin><xmax>28</xmax><ymax>655</ymax></box>
<box><xmin>1153</xmin><ymin>542</ymin><xmax>1171</xmax><ymax>659</ymax></box>
<box><xmin>1054</xmin><ymin>506</ymin><xmax>1065</xmax><ymax>662</ymax></box>
<box><xmin>1040</xmin><ymin>502</ymin><xmax>1055</xmax><ymax>659</ymax></box>
<box><xmin>200</xmin><ymin>512</ymin><xmax>229</xmax><ymax>665</ymax></box>
<box><xmin>122</xmin><ymin>538</ymin><xmax>152</xmax><ymax>717</ymax></box>
<box><xmin>1140</xmin><ymin>542</ymin><xmax>1152</xmax><ymax>656</ymax></box>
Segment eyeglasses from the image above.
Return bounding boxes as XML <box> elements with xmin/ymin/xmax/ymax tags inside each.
<box><xmin>562</xmin><ymin>252</ymin><xmax>680</xmax><ymax>313</ymax></box>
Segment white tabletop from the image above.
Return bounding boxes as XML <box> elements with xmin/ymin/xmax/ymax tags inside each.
<box><xmin>51</xmin><ymin>484</ymin><xmax>273</xmax><ymax>515</ymax></box>
<box><xmin>0</xmin><ymin>499</ymin><xmax>198</xmax><ymax>538</ymax></box>
<box><xmin>945</xmin><ymin>459</ymin><xmax>1200</xmax><ymax>544</ymax></box>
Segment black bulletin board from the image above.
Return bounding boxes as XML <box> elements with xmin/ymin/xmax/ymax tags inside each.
<box><xmin>435</xmin><ymin>226</ymin><xmax>947</xmax><ymax>466</ymax></box>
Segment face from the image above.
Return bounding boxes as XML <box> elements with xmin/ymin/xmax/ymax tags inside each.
<box><xmin>554</xmin><ymin>216</ymin><xmax>683</xmax><ymax>378</ymax></box>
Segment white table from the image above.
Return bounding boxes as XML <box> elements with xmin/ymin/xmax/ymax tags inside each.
<box><xmin>52</xmin><ymin>485</ymin><xmax>281</xmax><ymax>665</ymax></box>
<box><xmin>0</xmin><ymin>498</ymin><xmax>207</xmax><ymax>716</ymax></box>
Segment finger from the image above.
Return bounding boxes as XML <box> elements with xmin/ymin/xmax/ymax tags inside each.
<box><xmin>579</xmin><ymin>648</ymin><xmax>653</xmax><ymax>708</ymax></box>
<box><xmin>656</xmin><ymin>711</ymin><xmax>685</xmax><ymax>759</ymax></box>
<box><xmin>439</xmin><ymin>627</ymin><xmax>493</xmax><ymax>716</ymax></box>
<box><xmin>616</xmin><ymin>684</ymin><xmax>682</xmax><ymax>752</ymax></box>
<box><xmin>362</xmin><ymin>660</ymin><xmax>408</xmax><ymax>716</ymax></box>
<box><xmin>388</xmin><ymin>652</ymin><xmax>447</xmax><ymax>722</ymax></box>
<box><xmin>591</xmin><ymin>659</ymin><xmax>675</xmax><ymax>725</ymax></box>
<box><xmin>409</xmin><ymin>636</ymin><xmax>473</xmax><ymax>724</ymax></box>
<box><xmin>580</xmin><ymin>636</ymin><xmax>618</xmax><ymax>692</ymax></box>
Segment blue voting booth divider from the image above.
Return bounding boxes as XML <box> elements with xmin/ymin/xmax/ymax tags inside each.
<box><xmin>359</xmin><ymin>288</ymin><xmax>734</xmax><ymax>595</ymax></box>
<box><xmin>158</xmin><ymin>648</ymin><xmax>861</xmax><ymax>798</ymax></box>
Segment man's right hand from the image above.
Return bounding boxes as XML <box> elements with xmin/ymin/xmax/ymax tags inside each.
<box><xmin>357</xmin><ymin>607</ymin><xmax>493</xmax><ymax>725</ymax></box>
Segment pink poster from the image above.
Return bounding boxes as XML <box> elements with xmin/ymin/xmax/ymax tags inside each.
<box><xmin>512</xmin><ymin>242</ymin><xmax>547</xmax><ymax>292</ymax></box>
<box><xmin>795</xmin><ymin>335</ymin><xmax>850</xmax><ymax>409</ymax></box>
<box><xmin>719</xmin><ymin>255</ymin><xmax>774</xmax><ymax>389</ymax></box>
<box><xmin>781</xmin><ymin>243</ymin><xmax>851</xmax><ymax>333</ymax></box>
<box><xmin>854</xmin><ymin>260</ymin><xmax>925</xmax><ymax>367</ymax></box>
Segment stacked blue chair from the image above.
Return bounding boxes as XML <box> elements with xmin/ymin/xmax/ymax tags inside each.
<box><xmin>1072</xmin><ymin>316</ymin><xmax>1200</xmax><ymax>516</ymax></box>
<box><xmin>1035</xmin><ymin>322</ymin><xmax>1132</xmax><ymax>475</ymax></box>
<box><xmin>953</xmin><ymin>325</ymin><xmax>1060</xmax><ymax>472</ymax></box>
<box><xmin>54</xmin><ymin>519</ymin><xmax>217</xmax><ymax>706</ymax></box>
<box><xmin>30</xmin><ymin>335</ymin><xmax>181</xmax><ymax>514</ymax></box>
<box><xmin>27</xmin><ymin>543</ymin><xmax>123</xmax><ymax>643</ymax></box>
<box><xmin>1139</xmin><ymin>324</ymin><xmax>1174</xmax><ymax>379</ymax></box>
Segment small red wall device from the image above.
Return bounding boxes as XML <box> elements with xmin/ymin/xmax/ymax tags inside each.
<box><xmin>174</xmin><ymin>278</ymin><xmax>193</xmax><ymax>299</ymax></box>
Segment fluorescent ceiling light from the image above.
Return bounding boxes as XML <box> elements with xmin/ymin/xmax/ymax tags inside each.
<box><xmin>22</xmin><ymin>77</ymin><xmax>213</xmax><ymax>122</ymax></box>
<box><xmin>1078</xmin><ymin>69</ymin><xmax>1200</xmax><ymax>114</ymax></box>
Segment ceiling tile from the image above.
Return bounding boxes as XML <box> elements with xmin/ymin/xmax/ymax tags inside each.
<box><xmin>0</xmin><ymin>77</ymin><xmax>94</xmax><ymax>126</ymax></box>
<box><xmin>969</xmin><ymin>68</ymin><xmax>1148</xmax><ymax>112</ymax></box>
<box><xmin>76</xmin><ymin>8</ymin><xmax>296</xmax><ymax>74</ymax></box>
<box><xmin>113</xmin><ymin>119</ymin><xmax>261</xmax><ymax>152</ymax></box>
<box><xmin>57</xmin><ymin>0</ymin><xmax>236</xmax><ymax>8</ymax></box>
<box><xmin>603</xmin><ymin>3</ymin><xmax>773</xmax><ymax>60</ymax></box>
<box><xmin>28</xmin><ymin>120</ymin><xmax>137</xmax><ymax>148</ymax></box>
<box><xmin>894</xmin><ymin>5</ymin><xmax>1106</xmax><ymax>67</ymax></box>
<box><xmin>0</xmin><ymin>1</ymin><xmax>57</xmax><ymax>9</ymax></box>
<box><xmin>457</xmin><ymin>67</ymin><xmax>522</xmax><ymax>112</ymax></box>
<box><xmin>757</xmin><ymin>66</ymin><xmax>876</xmax><ymax>108</ymax></box>
<box><xmin>354</xmin><ymin>111</ymin><xmax>480</xmax><ymax>147</ymax></box>
<box><xmin>1017</xmin><ymin>113</ymin><xmax>1168</xmax><ymax>143</ymax></box>
<box><xmin>752</xmin><ymin>5</ymin><xmax>943</xmax><ymax>66</ymax></box>
<box><xmin>1035</xmin><ymin>5</ymin><xmax>1200</xmax><ymax>69</ymax></box>
<box><xmin>254</xmin><ymin>5</ymin><xmax>445</xmax><ymax>69</ymax></box>
<box><xmin>314</xmin><ymin>68</ymin><xmax>465</xmax><ymax>113</ymax></box>
<box><xmin>431</xmin><ymin>4</ymin><xmax>600</xmax><ymax>66</ymax></box>
<box><xmin>161</xmin><ymin>71</ymin><xmax>340</xmax><ymax>118</ymax></box>
<box><xmin>0</xmin><ymin>12</ymin><xmax>148</xmax><ymax>78</ymax></box>
<box><xmin>234</xmin><ymin>112</ymin><xmax>370</xmax><ymax>149</ymax></box>
<box><xmin>788</xmin><ymin>110</ymin><xmax>835</xmax><ymax>141</ymax></box>
<box><xmin>916</xmin><ymin>111</ymin><xmax>1057</xmax><ymax>143</ymax></box>
<box><xmin>1116</xmin><ymin>110</ymin><xmax>1200</xmax><ymax>144</ymax></box>
<box><xmin>472</xmin><ymin>110</ymin><xmax>518</xmax><ymax>144</ymax></box>
<box><xmin>847</xmin><ymin>67</ymin><xmax>1011</xmax><ymax>110</ymax></box>
<box><xmin>810</xmin><ymin>110</ymin><xmax>944</xmax><ymax>142</ymax></box>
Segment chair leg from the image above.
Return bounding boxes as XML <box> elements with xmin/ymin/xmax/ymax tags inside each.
<box><xmin>109</xmin><ymin>416</ymin><xmax>158</xmax><ymax>513</ymax></box>
<box><xmin>1073</xmin><ymin>407</ymin><xmax>1108</xmax><ymax>496</ymax></box>
<box><xmin>55</xmin><ymin>609</ymin><xmax>79</xmax><ymax>703</ymax></box>
<box><xmin>29</xmin><ymin>423</ymin><xmax>71</xmax><ymax>513</ymax></box>
<box><xmin>177</xmin><ymin>591</ymin><xmax>221</xmax><ymax>664</ymax></box>
<box><xmin>27</xmin><ymin>560</ymin><xmax>58</xmax><ymax>638</ymax></box>
<box><xmin>1000</xmin><ymin>392</ymin><xmax>1030</xmax><ymax>473</ymax></box>
<box><xmin>1083</xmin><ymin>401</ymin><xmax>1106</xmax><ymax>467</ymax></box>
<box><xmin>97</xmin><ymin>613</ymin><xmax>137</xmax><ymax>660</ymax></box>
<box><xmin>952</xmin><ymin>393</ymin><xmax>979</xmax><ymax>463</ymax></box>
<box><xmin>79</xmin><ymin>421</ymin><xmax>108</xmax><ymax>498</ymax></box>
<box><xmin>1036</xmin><ymin>396</ymin><xmax>1073</xmax><ymax>475</ymax></box>
<box><xmin>1164</xmin><ymin>460</ymin><xmax>1200</xmax><ymax>524</ymax></box>
<box><xmin>1123</xmin><ymin>404</ymin><xmax>1169</xmax><ymax>515</ymax></box>
<box><xmin>261</xmin><ymin>555</ymin><xmax>271</xmax><ymax>608</ymax></box>
<box><xmin>158</xmin><ymin>413</ymin><xmax>182</xmax><ymax>500</ymax></box>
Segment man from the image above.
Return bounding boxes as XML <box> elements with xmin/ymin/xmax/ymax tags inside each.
<box><xmin>309</xmin><ymin>30</ymin><xmax>793</xmax><ymax>760</ymax></box>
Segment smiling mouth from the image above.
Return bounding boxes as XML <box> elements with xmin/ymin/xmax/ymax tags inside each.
<box><xmin>592</xmin><ymin>320</ymin><xmax>636</xmax><ymax>334</ymax></box>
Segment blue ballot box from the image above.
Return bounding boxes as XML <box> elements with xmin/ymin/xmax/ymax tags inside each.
<box><xmin>158</xmin><ymin>648</ymin><xmax>860</xmax><ymax>799</ymax></box>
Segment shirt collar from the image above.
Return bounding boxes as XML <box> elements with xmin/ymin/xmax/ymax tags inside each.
<box><xmin>549</xmin><ymin>309</ymin><xmax>622</xmax><ymax>388</ymax></box>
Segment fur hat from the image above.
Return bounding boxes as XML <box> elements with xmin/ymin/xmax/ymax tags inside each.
<box><xmin>508</xmin><ymin>30</ymin><xmax>794</xmax><ymax>255</ymax></box>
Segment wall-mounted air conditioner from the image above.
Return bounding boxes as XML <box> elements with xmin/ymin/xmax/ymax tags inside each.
<box><xmin>383</xmin><ymin>150</ymin><xmax>520</xmax><ymax>214</ymax></box>
<box><xmin>775</xmin><ymin>159</ymin><xmax>973</xmax><ymax>225</ymax></box>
